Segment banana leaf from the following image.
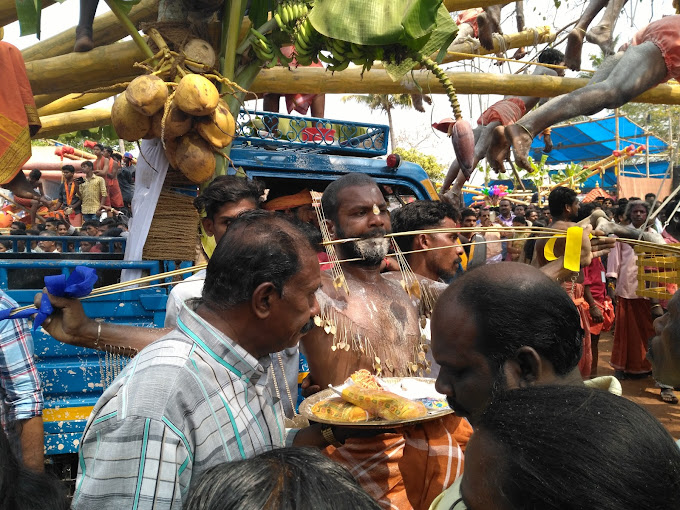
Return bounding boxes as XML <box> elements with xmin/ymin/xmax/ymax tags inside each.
<box><xmin>15</xmin><ymin>0</ymin><xmax>139</xmax><ymax>38</ymax></box>
<box><xmin>383</xmin><ymin>5</ymin><xmax>457</xmax><ymax>81</ymax></box>
<box><xmin>308</xmin><ymin>0</ymin><xmax>442</xmax><ymax>45</ymax></box>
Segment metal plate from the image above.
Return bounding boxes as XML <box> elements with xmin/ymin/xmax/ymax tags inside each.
<box><xmin>299</xmin><ymin>377</ymin><xmax>453</xmax><ymax>428</ymax></box>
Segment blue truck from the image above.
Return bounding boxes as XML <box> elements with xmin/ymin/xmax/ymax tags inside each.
<box><xmin>2</xmin><ymin>110</ymin><xmax>438</xmax><ymax>487</ymax></box>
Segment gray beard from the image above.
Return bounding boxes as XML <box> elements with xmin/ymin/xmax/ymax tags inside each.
<box><xmin>354</xmin><ymin>237</ymin><xmax>389</xmax><ymax>265</ymax></box>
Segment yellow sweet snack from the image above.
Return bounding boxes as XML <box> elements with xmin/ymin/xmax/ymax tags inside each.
<box><xmin>350</xmin><ymin>369</ymin><xmax>381</xmax><ymax>390</ymax></box>
<box><xmin>341</xmin><ymin>385</ymin><xmax>428</xmax><ymax>421</ymax></box>
<box><xmin>311</xmin><ymin>397</ymin><xmax>372</xmax><ymax>423</ymax></box>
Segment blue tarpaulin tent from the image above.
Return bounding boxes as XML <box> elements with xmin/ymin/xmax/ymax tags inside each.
<box><xmin>528</xmin><ymin>115</ymin><xmax>668</xmax><ymax>165</ymax></box>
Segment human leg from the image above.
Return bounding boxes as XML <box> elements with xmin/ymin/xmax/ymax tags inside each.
<box><xmin>565</xmin><ymin>0</ymin><xmax>609</xmax><ymax>70</ymax></box>
<box><xmin>586</xmin><ymin>0</ymin><xmax>628</xmax><ymax>55</ymax></box>
<box><xmin>508</xmin><ymin>43</ymin><xmax>667</xmax><ymax>170</ymax></box>
<box><xmin>477</xmin><ymin>4</ymin><xmax>502</xmax><ymax>50</ymax></box>
<box><xmin>310</xmin><ymin>94</ymin><xmax>326</xmax><ymax>118</ymax></box>
<box><xmin>74</xmin><ymin>0</ymin><xmax>99</xmax><ymax>52</ymax></box>
<box><xmin>590</xmin><ymin>333</ymin><xmax>600</xmax><ymax>377</ymax></box>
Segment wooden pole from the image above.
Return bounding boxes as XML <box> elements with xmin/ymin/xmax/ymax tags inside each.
<box><xmin>0</xmin><ymin>0</ymin><xmax>55</xmax><ymax>27</ymax></box>
<box><xmin>38</xmin><ymin>91</ymin><xmax>119</xmax><ymax>117</ymax></box>
<box><xmin>25</xmin><ymin>39</ymin><xmax>145</xmax><ymax>96</ymax></box>
<box><xmin>249</xmin><ymin>68</ymin><xmax>680</xmax><ymax>106</ymax></box>
<box><xmin>21</xmin><ymin>0</ymin><xmax>158</xmax><ymax>63</ymax></box>
<box><xmin>443</xmin><ymin>0</ymin><xmax>514</xmax><ymax>11</ymax></box>
<box><xmin>35</xmin><ymin>108</ymin><xmax>112</xmax><ymax>139</ymax></box>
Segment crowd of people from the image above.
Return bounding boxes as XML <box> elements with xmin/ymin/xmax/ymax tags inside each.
<box><xmin>2</xmin><ymin>171</ymin><xmax>679</xmax><ymax>509</ymax></box>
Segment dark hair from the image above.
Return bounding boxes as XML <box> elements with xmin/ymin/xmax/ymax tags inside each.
<box><xmin>548</xmin><ymin>186</ymin><xmax>578</xmax><ymax>218</ymax></box>
<box><xmin>94</xmin><ymin>143</ymin><xmax>104</xmax><ymax>150</ymax></box>
<box><xmin>538</xmin><ymin>47</ymin><xmax>565</xmax><ymax>65</ymax></box>
<box><xmin>99</xmin><ymin>218</ymin><xmax>116</xmax><ymax>229</ymax></box>
<box><xmin>0</xmin><ymin>428</ymin><xmax>68</xmax><ymax>510</ymax></box>
<box><xmin>321</xmin><ymin>173</ymin><xmax>378</xmax><ymax>223</ymax></box>
<box><xmin>184</xmin><ymin>447</ymin><xmax>381</xmax><ymax>510</ymax></box>
<box><xmin>512</xmin><ymin>215</ymin><xmax>527</xmax><ymax>225</ymax></box>
<box><xmin>82</xmin><ymin>220</ymin><xmax>99</xmax><ymax>230</ymax></box>
<box><xmin>28</xmin><ymin>169</ymin><xmax>41</xmax><ymax>181</ymax></box>
<box><xmin>576</xmin><ymin>202</ymin><xmax>596</xmax><ymax>222</ymax></box>
<box><xmin>61</xmin><ymin>165</ymin><xmax>75</xmax><ymax>173</ymax></box>
<box><xmin>193</xmin><ymin>176</ymin><xmax>264</xmax><ymax>221</ymax></box>
<box><xmin>390</xmin><ymin>200</ymin><xmax>458</xmax><ymax>251</ymax></box>
<box><xmin>202</xmin><ymin>210</ymin><xmax>314</xmax><ymax>309</ymax></box>
<box><xmin>81</xmin><ymin>160</ymin><xmax>94</xmax><ymax>170</ymax></box>
<box><xmin>624</xmin><ymin>199</ymin><xmax>649</xmax><ymax>221</ymax></box>
<box><xmin>10</xmin><ymin>222</ymin><xmax>26</xmax><ymax>231</ymax></box>
<box><xmin>438</xmin><ymin>263</ymin><xmax>583</xmax><ymax>375</ymax></box>
<box><xmin>475</xmin><ymin>385</ymin><xmax>680</xmax><ymax>510</ymax></box>
<box><xmin>461</xmin><ymin>208</ymin><xmax>477</xmax><ymax>220</ymax></box>
<box><xmin>25</xmin><ymin>229</ymin><xmax>39</xmax><ymax>236</ymax></box>
<box><xmin>112</xmin><ymin>153</ymin><xmax>122</xmax><ymax>162</ymax></box>
<box><xmin>0</xmin><ymin>240</ymin><xmax>11</xmax><ymax>250</ymax></box>
<box><xmin>9</xmin><ymin>229</ymin><xmax>26</xmax><ymax>236</ymax></box>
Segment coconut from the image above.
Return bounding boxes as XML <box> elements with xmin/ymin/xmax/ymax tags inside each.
<box><xmin>125</xmin><ymin>75</ymin><xmax>168</xmax><ymax>116</ymax></box>
<box><xmin>111</xmin><ymin>94</ymin><xmax>151</xmax><ymax>141</ymax></box>
<box><xmin>174</xmin><ymin>132</ymin><xmax>216</xmax><ymax>183</ymax></box>
<box><xmin>174</xmin><ymin>74</ymin><xmax>219</xmax><ymax>116</ymax></box>
<box><xmin>143</xmin><ymin>110</ymin><xmax>164</xmax><ymax>139</ymax></box>
<box><xmin>195</xmin><ymin>100</ymin><xmax>236</xmax><ymax>148</ymax></box>
<box><xmin>162</xmin><ymin>102</ymin><xmax>193</xmax><ymax>139</ymax></box>
<box><xmin>163</xmin><ymin>135</ymin><xmax>180</xmax><ymax>169</ymax></box>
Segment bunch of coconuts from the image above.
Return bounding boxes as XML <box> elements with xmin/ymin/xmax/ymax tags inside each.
<box><xmin>111</xmin><ymin>73</ymin><xmax>236</xmax><ymax>184</ymax></box>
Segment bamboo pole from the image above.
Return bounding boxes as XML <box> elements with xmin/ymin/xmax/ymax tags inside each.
<box><xmin>443</xmin><ymin>0</ymin><xmax>514</xmax><ymax>10</ymax></box>
<box><xmin>21</xmin><ymin>0</ymin><xmax>158</xmax><ymax>62</ymax></box>
<box><xmin>0</xmin><ymin>0</ymin><xmax>56</xmax><ymax>27</ymax></box>
<box><xmin>25</xmin><ymin>39</ymin><xmax>145</xmax><ymax>96</ymax></box>
<box><xmin>35</xmin><ymin>108</ymin><xmax>112</xmax><ymax>139</ymax></box>
<box><xmin>249</xmin><ymin>68</ymin><xmax>680</xmax><ymax>105</ymax></box>
<box><xmin>38</xmin><ymin>91</ymin><xmax>118</xmax><ymax>117</ymax></box>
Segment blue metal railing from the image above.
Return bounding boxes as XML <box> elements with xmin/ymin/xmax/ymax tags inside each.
<box><xmin>234</xmin><ymin>109</ymin><xmax>389</xmax><ymax>157</ymax></box>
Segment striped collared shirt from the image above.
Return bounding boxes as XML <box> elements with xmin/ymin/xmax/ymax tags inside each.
<box><xmin>72</xmin><ymin>300</ymin><xmax>292</xmax><ymax>510</ymax></box>
<box><xmin>0</xmin><ymin>290</ymin><xmax>43</xmax><ymax>455</ymax></box>
<box><xmin>78</xmin><ymin>174</ymin><xmax>107</xmax><ymax>214</ymax></box>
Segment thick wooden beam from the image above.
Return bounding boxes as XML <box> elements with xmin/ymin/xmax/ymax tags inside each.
<box><xmin>35</xmin><ymin>108</ymin><xmax>112</xmax><ymax>139</ymax></box>
<box><xmin>250</xmin><ymin>68</ymin><xmax>680</xmax><ymax>105</ymax></box>
<box><xmin>25</xmin><ymin>39</ymin><xmax>145</xmax><ymax>96</ymax></box>
<box><xmin>0</xmin><ymin>0</ymin><xmax>56</xmax><ymax>27</ymax></box>
<box><xmin>38</xmin><ymin>91</ymin><xmax>119</xmax><ymax>116</ymax></box>
<box><xmin>443</xmin><ymin>0</ymin><xmax>514</xmax><ymax>11</ymax></box>
<box><xmin>21</xmin><ymin>0</ymin><xmax>158</xmax><ymax>62</ymax></box>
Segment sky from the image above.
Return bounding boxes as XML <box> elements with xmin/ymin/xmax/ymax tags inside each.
<box><xmin>4</xmin><ymin>0</ymin><xmax>675</xmax><ymax>179</ymax></box>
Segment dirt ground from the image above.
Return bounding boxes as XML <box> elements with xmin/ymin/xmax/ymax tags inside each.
<box><xmin>595</xmin><ymin>332</ymin><xmax>680</xmax><ymax>440</ymax></box>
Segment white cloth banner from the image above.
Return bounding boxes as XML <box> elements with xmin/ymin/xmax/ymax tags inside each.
<box><xmin>121</xmin><ymin>139</ymin><xmax>169</xmax><ymax>282</ymax></box>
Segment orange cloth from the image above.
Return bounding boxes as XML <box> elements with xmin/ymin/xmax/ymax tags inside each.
<box><xmin>0</xmin><ymin>42</ymin><xmax>41</xmax><ymax>184</ymax></box>
<box><xmin>610</xmin><ymin>297</ymin><xmax>654</xmax><ymax>374</ymax></box>
<box><xmin>456</xmin><ymin>8</ymin><xmax>483</xmax><ymax>37</ymax></box>
<box><xmin>477</xmin><ymin>97</ymin><xmax>527</xmax><ymax>127</ymax></box>
<box><xmin>325</xmin><ymin>414</ymin><xmax>472</xmax><ymax>510</ymax></box>
<box><xmin>263</xmin><ymin>189</ymin><xmax>312</xmax><ymax>211</ymax></box>
<box><xmin>589</xmin><ymin>297</ymin><xmax>614</xmax><ymax>336</ymax></box>
<box><xmin>631</xmin><ymin>15</ymin><xmax>680</xmax><ymax>83</ymax></box>
<box><xmin>561</xmin><ymin>281</ymin><xmax>593</xmax><ymax>379</ymax></box>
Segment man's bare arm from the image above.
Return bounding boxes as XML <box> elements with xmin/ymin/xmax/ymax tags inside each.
<box><xmin>18</xmin><ymin>416</ymin><xmax>44</xmax><ymax>471</ymax></box>
<box><xmin>35</xmin><ymin>292</ymin><xmax>169</xmax><ymax>352</ymax></box>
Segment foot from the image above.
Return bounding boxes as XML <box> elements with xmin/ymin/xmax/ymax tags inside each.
<box><xmin>614</xmin><ymin>370</ymin><xmax>626</xmax><ymax>380</ymax></box>
<box><xmin>74</xmin><ymin>25</ymin><xmax>94</xmax><ymax>53</ymax></box>
<box><xmin>586</xmin><ymin>24</ymin><xmax>615</xmax><ymax>56</ymax></box>
<box><xmin>476</xmin><ymin>11</ymin><xmax>501</xmax><ymax>51</ymax></box>
<box><xmin>486</xmin><ymin>126</ymin><xmax>511</xmax><ymax>173</ymax></box>
<box><xmin>505</xmin><ymin>124</ymin><xmax>535</xmax><ymax>172</ymax></box>
<box><xmin>660</xmin><ymin>387</ymin><xmax>679</xmax><ymax>404</ymax></box>
<box><xmin>543</xmin><ymin>133</ymin><xmax>553</xmax><ymax>153</ymax></box>
<box><xmin>565</xmin><ymin>28</ymin><xmax>585</xmax><ymax>71</ymax></box>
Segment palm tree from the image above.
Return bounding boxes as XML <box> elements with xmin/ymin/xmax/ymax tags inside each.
<box><xmin>341</xmin><ymin>94</ymin><xmax>431</xmax><ymax>150</ymax></box>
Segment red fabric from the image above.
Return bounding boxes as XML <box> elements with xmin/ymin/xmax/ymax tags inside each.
<box><xmin>456</xmin><ymin>8</ymin><xmax>483</xmax><ymax>37</ymax></box>
<box><xmin>13</xmin><ymin>196</ymin><xmax>33</xmax><ymax>207</ymax></box>
<box><xmin>317</xmin><ymin>252</ymin><xmax>332</xmax><ymax>271</ymax></box>
<box><xmin>610</xmin><ymin>297</ymin><xmax>653</xmax><ymax>374</ymax></box>
<box><xmin>631</xmin><ymin>15</ymin><xmax>680</xmax><ymax>83</ymax></box>
<box><xmin>477</xmin><ymin>97</ymin><xmax>527</xmax><ymax>127</ymax></box>
<box><xmin>583</xmin><ymin>258</ymin><xmax>607</xmax><ymax>303</ymax></box>
<box><xmin>589</xmin><ymin>297</ymin><xmax>614</xmax><ymax>336</ymax></box>
<box><xmin>562</xmin><ymin>281</ymin><xmax>592</xmax><ymax>379</ymax></box>
<box><xmin>325</xmin><ymin>415</ymin><xmax>471</xmax><ymax>510</ymax></box>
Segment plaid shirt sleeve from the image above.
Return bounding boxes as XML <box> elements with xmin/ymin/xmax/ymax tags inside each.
<box><xmin>0</xmin><ymin>300</ymin><xmax>43</xmax><ymax>427</ymax></box>
<box><xmin>99</xmin><ymin>176</ymin><xmax>107</xmax><ymax>198</ymax></box>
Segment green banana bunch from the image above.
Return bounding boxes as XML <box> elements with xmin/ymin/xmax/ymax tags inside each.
<box><xmin>250</xmin><ymin>27</ymin><xmax>276</xmax><ymax>63</ymax></box>
<box><xmin>320</xmin><ymin>37</ymin><xmax>376</xmax><ymax>74</ymax></box>
<box><xmin>293</xmin><ymin>17</ymin><xmax>320</xmax><ymax>66</ymax></box>
<box><xmin>274</xmin><ymin>1</ymin><xmax>310</xmax><ymax>31</ymax></box>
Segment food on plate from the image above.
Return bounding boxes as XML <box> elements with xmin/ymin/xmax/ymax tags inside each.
<box><xmin>341</xmin><ymin>385</ymin><xmax>428</xmax><ymax>421</ymax></box>
<box><xmin>349</xmin><ymin>369</ymin><xmax>382</xmax><ymax>389</ymax></box>
<box><xmin>310</xmin><ymin>397</ymin><xmax>372</xmax><ymax>422</ymax></box>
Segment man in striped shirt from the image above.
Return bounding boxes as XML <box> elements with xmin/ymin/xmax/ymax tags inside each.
<box><xmin>67</xmin><ymin>211</ymin><xmax>335</xmax><ymax>509</ymax></box>
<box><xmin>0</xmin><ymin>289</ymin><xmax>44</xmax><ymax>472</ymax></box>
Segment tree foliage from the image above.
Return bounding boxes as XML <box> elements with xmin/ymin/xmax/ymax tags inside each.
<box><xmin>393</xmin><ymin>146</ymin><xmax>445</xmax><ymax>182</ymax></box>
